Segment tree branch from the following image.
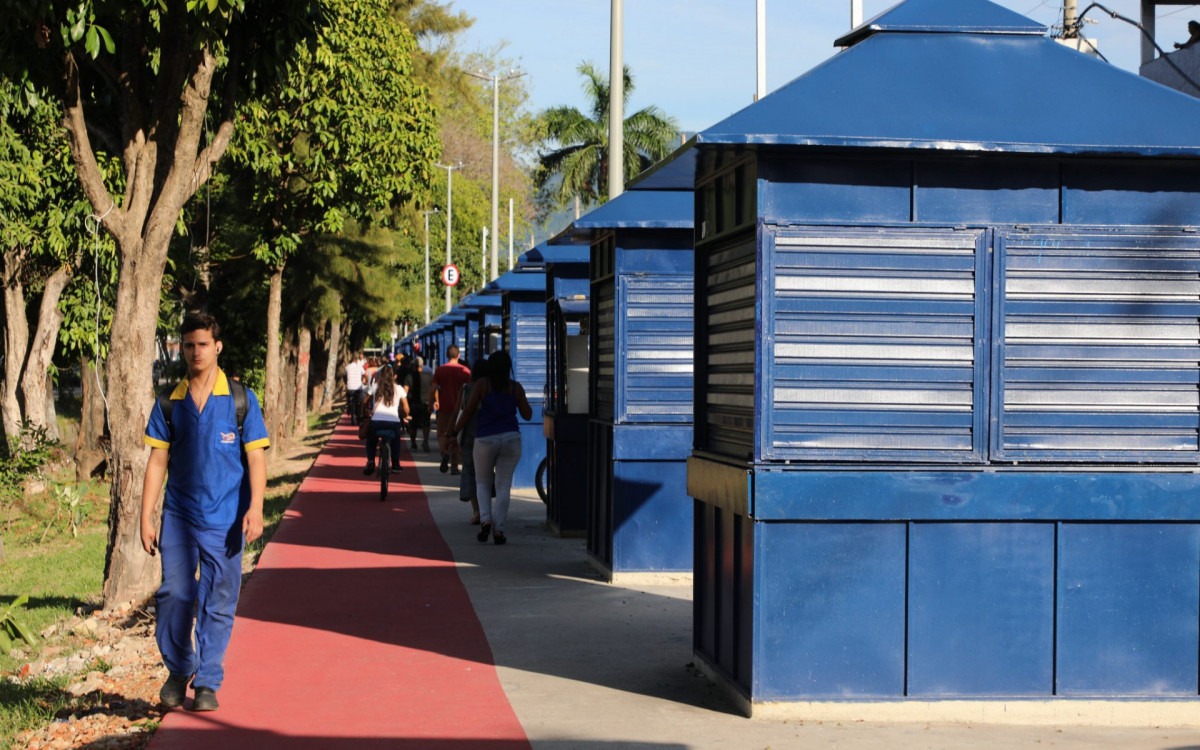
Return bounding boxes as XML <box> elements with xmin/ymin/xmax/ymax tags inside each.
<box><xmin>61</xmin><ymin>53</ymin><xmax>124</xmax><ymax>241</ymax></box>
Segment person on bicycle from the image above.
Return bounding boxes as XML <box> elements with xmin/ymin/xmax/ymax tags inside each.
<box><xmin>363</xmin><ymin>364</ymin><xmax>409</xmax><ymax>475</ymax></box>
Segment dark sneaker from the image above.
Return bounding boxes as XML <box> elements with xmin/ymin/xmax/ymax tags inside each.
<box><xmin>159</xmin><ymin>673</ymin><xmax>190</xmax><ymax>708</ymax></box>
<box><xmin>191</xmin><ymin>686</ymin><xmax>219</xmax><ymax>712</ymax></box>
<box><xmin>440</xmin><ymin>453</ymin><xmax>450</xmax><ymax>473</ymax></box>
<box><xmin>390</xmin><ymin>463</ymin><xmax>401</xmax><ymax>473</ymax></box>
<box><xmin>450</xmin><ymin>467</ymin><xmax>460</xmax><ymax>475</ymax></box>
<box><xmin>363</xmin><ymin>461</ymin><xmax>375</xmax><ymax>476</ymax></box>
<box><xmin>422</xmin><ymin>441</ymin><xmax>430</xmax><ymax>452</ymax></box>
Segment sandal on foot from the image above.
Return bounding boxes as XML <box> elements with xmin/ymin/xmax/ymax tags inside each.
<box><xmin>493</xmin><ymin>531</ymin><xmax>507</xmax><ymax>545</ymax></box>
<box><xmin>476</xmin><ymin>522</ymin><xmax>492</xmax><ymax>542</ymax></box>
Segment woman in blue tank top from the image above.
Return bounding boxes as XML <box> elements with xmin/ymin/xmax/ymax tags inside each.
<box><xmin>450</xmin><ymin>350</ymin><xmax>532</xmax><ymax>544</ymax></box>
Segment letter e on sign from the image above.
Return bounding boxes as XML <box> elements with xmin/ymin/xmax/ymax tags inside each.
<box><xmin>442</xmin><ymin>264</ymin><xmax>460</xmax><ymax>287</ymax></box>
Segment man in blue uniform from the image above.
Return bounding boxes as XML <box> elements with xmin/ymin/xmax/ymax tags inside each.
<box><xmin>140</xmin><ymin>312</ymin><xmax>270</xmax><ymax>712</ymax></box>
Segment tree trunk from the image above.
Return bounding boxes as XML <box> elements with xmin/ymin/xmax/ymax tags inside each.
<box><xmin>75</xmin><ymin>355</ymin><xmax>108</xmax><ymax>483</ymax></box>
<box><xmin>323</xmin><ymin>313</ymin><xmax>341</xmax><ymax>411</ymax></box>
<box><xmin>263</xmin><ymin>264</ymin><xmax>285</xmax><ymax>454</ymax></box>
<box><xmin>1</xmin><ymin>251</ymin><xmax>28</xmax><ymax>441</ymax></box>
<box><xmin>20</xmin><ymin>266</ymin><xmax>71</xmax><ymax>441</ymax></box>
<box><xmin>278</xmin><ymin>329</ymin><xmax>297</xmax><ymax>441</ymax></box>
<box><xmin>293</xmin><ymin>324</ymin><xmax>311</xmax><ymax>437</ymax></box>
<box><xmin>103</xmin><ymin>230</ymin><xmax>173</xmax><ymax>609</ymax></box>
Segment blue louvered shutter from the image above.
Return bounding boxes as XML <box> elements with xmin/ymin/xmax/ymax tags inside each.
<box><xmin>764</xmin><ymin>227</ymin><xmax>988</xmax><ymax>462</ymax></box>
<box><xmin>994</xmin><ymin>230</ymin><xmax>1200</xmax><ymax>462</ymax></box>
<box><xmin>618</xmin><ymin>275</ymin><xmax>694</xmax><ymax>423</ymax></box>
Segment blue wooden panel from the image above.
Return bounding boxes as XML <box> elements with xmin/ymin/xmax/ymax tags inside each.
<box><xmin>618</xmin><ymin>275</ymin><xmax>694</xmax><ymax>423</ymax></box>
<box><xmin>993</xmin><ymin>231</ymin><xmax>1200</xmax><ymax>463</ymax></box>
<box><xmin>612</xmin><ymin>235</ymin><xmax>693</xmax><ymax>276</ymax></box>
<box><xmin>748</xmin><ymin>468</ymin><xmax>1200</xmax><ymax>522</ymax></box>
<box><xmin>1057</xmin><ymin>523</ymin><xmax>1200</xmax><ymax>695</ymax></box>
<box><xmin>914</xmin><ymin>159</ymin><xmax>1059</xmax><ymax>225</ymax></box>
<box><xmin>610</xmin><ymin>459</ymin><xmax>693</xmax><ymax>573</ymax></box>
<box><xmin>1064</xmin><ymin>162</ymin><xmax>1200</xmax><ymax>226</ymax></box>
<box><xmin>908</xmin><ymin>523</ymin><xmax>1054</xmax><ymax>696</ymax></box>
<box><xmin>511</xmin><ymin>405</ymin><xmax>544</xmax><ymax>491</ymax></box>
<box><xmin>612</xmin><ymin>423</ymin><xmax>692</xmax><ymax>461</ymax></box>
<box><xmin>754</xmin><ymin>522</ymin><xmax>906</xmax><ymax>698</ymax></box>
<box><xmin>762</xmin><ymin>227</ymin><xmax>989</xmax><ymax>462</ymax></box>
<box><xmin>762</xmin><ymin>158</ymin><xmax>911</xmax><ymax>224</ymax></box>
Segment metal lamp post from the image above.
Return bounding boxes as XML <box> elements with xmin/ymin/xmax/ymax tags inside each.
<box><xmin>433</xmin><ymin>162</ymin><xmax>462</xmax><ymax>313</ymax></box>
<box><xmin>465</xmin><ymin>69</ymin><xmax>525</xmax><ymax>281</ymax></box>
<box><xmin>609</xmin><ymin>0</ymin><xmax>624</xmax><ymax>200</ymax></box>
<box><xmin>422</xmin><ymin>207</ymin><xmax>439</xmax><ymax>325</ymax></box>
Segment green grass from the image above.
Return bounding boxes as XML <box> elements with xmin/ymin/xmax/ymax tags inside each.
<box><xmin>0</xmin><ymin>526</ymin><xmax>106</xmax><ymax>674</ymax></box>
<box><xmin>0</xmin><ymin>675</ymin><xmax>75</xmax><ymax>749</ymax></box>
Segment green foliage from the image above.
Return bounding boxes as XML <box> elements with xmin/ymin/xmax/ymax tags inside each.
<box><xmin>0</xmin><ymin>596</ymin><xmax>37</xmax><ymax>656</ymax></box>
<box><xmin>230</xmin><ymin>0</ymin><xmax>440</xmax><ymax>269</ymax></box>
<box><xmin>0</xmin><ymin>422</ymin><xmax>59</xmax><ymax>499</ymax></box>
<box><xmin>534</xmin><ymin>62</ymin><xmax>680</xmax><ymax>213</ymax></box>
<box><xmin>57</xmin><ymin>485</ymin><xmax>89</xmax><ymax>540</ymax></box>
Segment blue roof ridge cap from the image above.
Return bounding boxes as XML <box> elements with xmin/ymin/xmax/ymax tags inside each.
<box><xmin>835</xmin><ymin>0</ymin><xmax>1047</xmax><ymax>48</ymax></box>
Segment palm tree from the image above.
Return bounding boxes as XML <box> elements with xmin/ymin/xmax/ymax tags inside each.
<box><xmin>535</xmin><ymin>62</ymin><xmax>679</xmax><ymax>212</ymax></box>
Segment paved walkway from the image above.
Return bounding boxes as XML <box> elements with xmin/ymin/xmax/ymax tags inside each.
<box><xmin>150</xmin><ymin>417</ymin><xmax>1200</xmax><ymax>749</ymax></box>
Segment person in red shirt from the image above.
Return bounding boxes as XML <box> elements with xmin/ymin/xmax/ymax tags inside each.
<box><xmin>429</xmin><ymin>345</ymin><xmax>472</xmax><ymax>474</ymax></box>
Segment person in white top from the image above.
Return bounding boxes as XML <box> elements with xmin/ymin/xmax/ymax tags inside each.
<box><xmin>345</xmin><ymin>353</ymin><xmax>366</xmax><ymax>425</ymax></box>
<box><xmin>363</xmin><ymin>364</ymin><xmax>409</xmax><ymax>475</ymax></box>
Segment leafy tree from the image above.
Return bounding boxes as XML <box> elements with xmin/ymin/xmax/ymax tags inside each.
<box><xmin>533</xmin><ymin>61</ymin><xmax>679</xmax><ymax>213</ymax></box>
<box><xmin>0</xmin><ymin>78</ymin><xmax>102</xmax><ymax>444</ymax></box>
<box><xmin>2</xmin><ymin>0</ymin><xmax>325</xmax><ymax>608</ymax></box>
<box><xmin>228</xmin><ymin>0</ymin><xmax>439</xmax><ymax>446</ymax></box>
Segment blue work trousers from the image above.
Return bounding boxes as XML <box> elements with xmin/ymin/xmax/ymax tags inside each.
<box><xmin>156</xmin><ymin>510</ymin><xmax>244</xmax><ymax>691</ymax></box>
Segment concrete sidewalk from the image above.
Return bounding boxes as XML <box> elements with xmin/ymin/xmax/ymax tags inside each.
<box><xmin>411</xmin><ymin>442</ymin><xmax>1200</xmax><ymax>750</ymax></box>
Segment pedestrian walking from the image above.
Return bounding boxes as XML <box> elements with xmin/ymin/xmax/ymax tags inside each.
<box><xmin>140</xmin><ymin>312</ymin><xmax>270</xmax><ymax>712</ymax></box>
<box><xmin>451</xmin><ymin>350</ymin><xmax>532</xmax><ymax>545</ymax></box>
<box><xmin>429</xmin><ymin>345</ymin><xmax>471</xmax><ymax>475</ymax></box>
<box><xmin>345</xmin><ymin>352</ymin><xmax>365</xmax><ymax>425</ymax></box>
<box><xmin>455</xmin><ymin>360</ymin><xmax>488</xmax><ymax>525</ymax></box>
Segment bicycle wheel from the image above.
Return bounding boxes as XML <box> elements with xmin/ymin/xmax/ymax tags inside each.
<box><xmin>535</xmin><ymin>456</ymin><xmax>549</xmax><ymax>503</ymax></box>
<box><xmin>379</xmin><ymin>440</ymin><xmax>390</xmax><ymax>501</ymax></box>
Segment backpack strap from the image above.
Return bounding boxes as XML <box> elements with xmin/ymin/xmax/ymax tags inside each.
<box><xmin>229</xmin><ymin>378</ymin><xmax>249</xmax><ymax>437</ymax></box>
<box><xmin>157</xmin><ymin>385</ymin><xmax>177</xmax><ymax>442</ymax></box>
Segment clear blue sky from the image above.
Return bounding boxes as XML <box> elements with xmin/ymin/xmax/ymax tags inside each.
<box><xmin>443</xmin><ymin>1</ymin><xmax>1198</xmax><ymax>134</ymax></box>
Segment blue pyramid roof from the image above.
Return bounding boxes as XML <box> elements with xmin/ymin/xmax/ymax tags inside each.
<box><xmin>518</xmin><ymin>242</ymin><xmax>589</xmax><ymax>266</ymax></box>
<box><xmin>835</xmin><ymin>0</ymin><xmax>1044</xmax><ymax>47</ymax></box>
<box><xmin>698</xmin><ymin>0</ymin><xmax>1200</xmax><ymax>157</ymax></box>
<box><xmin>572</xmin><ymin>190</ymin><xmax>693</xmax><ymax>230</ymax></box>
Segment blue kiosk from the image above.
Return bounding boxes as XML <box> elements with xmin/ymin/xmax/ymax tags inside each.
<box><xmin>574</xmin><ymin>189</ymin><xmax>695</xmax><ymax>578</ymax></box>
<box><xmin>687</xmin><ymin>0</ymin><xmax>1200</xmax><ymax>713</ymax></box>
<box><xmin>534</xmin><ymin>243</ymin><xmax>591</xmax><ymax>534</ymax></box>
<box><xmin>495</xmin><ymin>263</ymin><xmax>550</xmax><ymax>490</ymax></box>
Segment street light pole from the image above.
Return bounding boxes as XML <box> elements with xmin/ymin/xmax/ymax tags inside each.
<box><xmin>422</xmin><ymin>208</ymin><xmax>439</xmax><ymax>325</ymax></box>
<box><xmin>609</xmin><ymin>0</ymin><xmax>624</xmax><ymax>199</ymax></box>
<box><xmin>465</xmin><ymin>69</ymin><xmax>525</xmax><ymax>281</ymax></box>
<box><xmin>433</xmin><ymin>162</ymin><xmax>462</xmax><ymax>313</ymax></box>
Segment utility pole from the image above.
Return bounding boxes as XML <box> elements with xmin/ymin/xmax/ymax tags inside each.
<box><xmin>507</xmin><ymin>198</ymin><xmax>514</xmax><ymax>272</ymax></box>
<box><xmin>465</xmin><ymin>69</ymin><xmax>525</xmax><ymax>281</ymax></box>
<box><xmin>609</xmin><ymin>0</ymin><xmax>624</xmax><ymax>200</ymax></box>
<box><xmin>422</xmin><ymin>208</ymin><xmax>440</xmax><ymax>325</ymax></box>
<box><xmin>851</xmin><ymin>0</ymin><xmax>862</xmax><ymax>28</ymax></box>
<box><xmin>433</xmin><ymin>162</ymin><xmax>462</xmax><ymax>313</ymax></box>
<box><xmin>1063</xmin><ymin>0</ymin><xmax>1077</xmax><ymax>38</ymax></box>
<box><xmin>756</xmin><ymin>0</ymin><xmax>766</xmax><ymax>101</ymax></box>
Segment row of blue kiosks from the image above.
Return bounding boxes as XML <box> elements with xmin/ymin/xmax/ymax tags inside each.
<box><xmin>409</xmin><ymin>0</ymin><xmax>1200</xmax><ymax>713</ymax></box>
